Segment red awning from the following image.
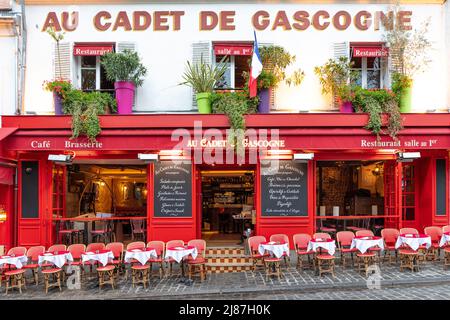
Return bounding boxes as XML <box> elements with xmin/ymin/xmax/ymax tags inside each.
<box><xmin>73</xmin><ymin>44</ymin><xmax>114</xmax><ymax>56</ymax></box>
<box><xmin>353</xmin><ymin>47</ymin><xmax>389</xmax><ymax>58</ymax></box>
<box><xmin>0</xmin><ymin>167</ymin><xmax>13</xmax><ymax>185</ymax></box>
<box><xmin>214</xmin><ymin>44</ymin><xmax>253</xmax><ymax>56</ymax></box>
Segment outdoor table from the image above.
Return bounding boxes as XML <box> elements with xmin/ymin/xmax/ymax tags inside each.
<box><xmin>395</xmin><ymin>234</ymin><xmax>432</xmax><ymax>251</ymax></box>
<box><xmin>38</xmin><ymin>251</ymin><xmax>74</xmax><ymax>268</ymax></box>
<box><xmin>165</xmin><ymin>246</ymin><xmax>198</xmax><ymax>277</ymax></box>
<box><xmin>350</xmin><ymin>236</ymin><xmax>385</xmax><ymax>254</ymax></box>
<box><xmin>307</xmin><ymin>239</ymin><xmax>336</xmax><ymax>256</ymax></box>
<box><xmin>124</xmin><ymin>248</ymin><xmax>157</xmax><ymax>266</ymax></box>
<box><xmin>258</xmin><ymin>241</ymin><xmax>289</xmax><ymax>259</ymax></box>
<box><xmin>439</xmin><ymin>232</ymin><xmax>450</xmax><ymax>247</ymax></box>
<box><xmin>0</xmin><ymin>254</ymin><xmax>28</xmax><ymax>269</ymax></box>
<box><xmin>81</xmin><ymin>250</ymin><xmax>114</xmax><ymax>267</ymax></box>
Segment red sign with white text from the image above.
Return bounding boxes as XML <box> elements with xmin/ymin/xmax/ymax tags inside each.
<box><xmin>353</xmin><ymin>47</ymin><xmax>389</xmax><ymax>58</ymax></box>
<box><xmin>73</xmin><ymin>45</ymin><xmax>114</xmax><ymax>56</ymax></box>
<box><xmin>214</xmin><ymin>45</ymin><xmax>252</xmax><ymax>56</ymax></box>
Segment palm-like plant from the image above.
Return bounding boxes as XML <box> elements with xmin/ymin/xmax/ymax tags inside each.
<box><xmin>180</xmin><ymin>56</ymin><xmax>228</xmax><ymax>93</ymax></box>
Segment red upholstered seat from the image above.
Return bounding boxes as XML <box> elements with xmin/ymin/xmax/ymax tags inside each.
<box><xmin>356</xmin><ymin>252</ymin><xmax>376</xmax><ymax>257</ymax></box>
<box><xmin>97</xmin><ymin>265</ymin><xmax>115</xmax><ymax>272</ymax></box>
<box><xmin>316</xmin><ymin>254</ymin><xmax>334</xmax><ymax>260</ymax></box>
<box><xmin>148</xmin><ymin>258</ymin><xmax>163</xmax><ymax>263</ymax></box>
<box><xmin>399</xmin><ymin>249</ymin><xmax>418</xmax><ymax>255</ymax></box>
<box><xmin>187</xmin><ymin>257</ymin><xmax>206</xmax><ymax>264</ymax></box>
<box><xmin>23</xmin><ymin>263</ymin><xmax>40</xmax><ymax>269</ymax></box>
<box><xmin>41</xmin><ymin>268</ymin><xmax>62</xmax><ymax>274</ymax></box>
<box><xmin>296</xmin><ymin>249</ymin><xmax>314</xmax><ymax>255</ymax></box>
<box><xmin>341</xmin><ymin>248</ymin><xmax>358</xmax><ymax>253</ymax></box>
<box><xmin>70</xmin><ymin>261</ymin><xmax>83</xmax><ymax>266</ymax></box>
<box><xmin>111</xmin><ymin>259</ymin><xmax>122</xmax><ymax>264</ymax></box>
<box><xmin>264</xmin><ymin>257</ymin><xmax>282</xmax><ymax>262</ymax></box>
<box><xmin>4</xmin><ymin>269</ymin><xmax>25</xmax><ymax>276</ymax></box>
<box><xmin>131</xmin><ymin>265</ymin><xmax>150</xmax><ymax>270</ymax></box>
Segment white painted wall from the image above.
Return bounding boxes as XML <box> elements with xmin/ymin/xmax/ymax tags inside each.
<box><xmin>22</xmin><ymin>2</ymin><xmax>448</xmax><ymax>114</ymax></box>
<box><xmin>0</xmin><ymin>36</ymin><xmax>17</xmax><ymax>123</ymax></box>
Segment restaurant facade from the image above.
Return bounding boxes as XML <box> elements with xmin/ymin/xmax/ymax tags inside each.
<box><xmin>0</xmin><ymin>0</ymin><xmax>449</xmax><ymax>250</ymax></box>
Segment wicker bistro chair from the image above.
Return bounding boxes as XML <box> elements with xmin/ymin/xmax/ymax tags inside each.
<box><xmin>311</xmin><ymin>233</ymin><xmax>335</xmax><ymax>277</ymax></box>
<box><xmin>269</xmin><ymin>234</ymin><xmax>291</xmax><ymax>267</ymax></box>
<box><xmin>23</xmin><ymin>246</ymin><xmax>45</xmax><ymax>285</ymax></box>
<box><xmin>293</xmin><ymin>234</ymin><xmax>314</xmax><ymax>271</ymax></box>
<box><xmin>165</xmin><ymin>240</ymin><xmax>185</xmax><ymax>276</ymax></box>
<box><xmin>125</xmin><ymin>240</ymin><xmax>151</xmax><ymax>288</ymax></box>
<box><xmin>67</xmin><ymin>244</ymin><xmax>86</xmax><ymax>280</ymax></box>
<box><xmin>105</xmin><ymin>242</ymin><xmax>124</xmax><ymax>278</ymax></box>
<box><xmin>146</xmin><ymin>241</ymin><xmax>165</xmax><ymax>279</ymax></box>
<box><xmin>424</xmin><ymin>226</ymin><xmax>443</xmax><ymax>261</ymax></box>
<box><xmin>381</xmin><ymin>228</ymin><xmax>400</xmax><ymax>264</ymax></box>
<box><xmin>187</xmin><ymin>239</ymin><xmax>207</xmax><ymax>282</ymax></box>
<box><xmin>85</xmin><ymin>243</ymin><xmax>106</xmax><ymax>274</ymax></box>
<box><xmin>355</xmin><ymin>230</ymin><xmax>382</xmax><ymax>262</ymax></box>
<box><xmin>247</xmin><ymin>236</ymin><xmax>268</xmax><ymax>273</ymax></box>
<box><xmin>399</xmin><ymin>228</ymin><xmax>428</xmax><ymax>262</ymax></box>
<box><xmin>336</xmin><ymin>231</ymin><xmax>357</xmax><ymax>269</ymax></box>
<box><xmin>124</xmin><ymin>241</ymin><xmax>146</xmax><ymax>280</ymax></box>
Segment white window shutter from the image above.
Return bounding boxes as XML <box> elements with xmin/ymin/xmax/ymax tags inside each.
<box><xmin>258</xmin><ymin>42</ymin><xmax>276</xmax><ymax>110</ymax></box>
<box><xmin>116</xmin><ymin>42</ymin><xmax>137</xmax><ymax>109</ymax></box>
<box><xmin>333</xmin><ymin>42</ymin><xmax>350</xmax><ymax>60</ymax></box>
<box><xmin>191</xmin><ymin>41</ymin><xmax>212</xmax><ymax>109</ymax></box>
<box><xmin>52</xmin><ymin>42</ymin><xmax>72</xmax><ymax>80</ymax></box>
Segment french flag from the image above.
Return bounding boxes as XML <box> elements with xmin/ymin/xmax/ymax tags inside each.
<box><xmin>248</xmin><ymin>31</ymin><xmax>262</xmax><ymax>98</ymax></box>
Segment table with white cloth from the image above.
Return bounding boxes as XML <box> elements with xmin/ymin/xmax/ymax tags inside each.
<box><xmin>439</xmin><ymin>232</ymin><xmax>450</xmax><ymax>247</ymax></box>
<box><xmin>395</xmin><ymin>234</ymin><xmax>432</xmax><ymax>251</ymax></box>
<box><xmin>258</xmin><ymin>242</ymin><xmax>290</xmax><ymax>259</ymax></box>
<box><xmin>124</xmin><ymin>248</ymin><xmax>157</xmax><ymax>266</ymax></box>
<box><xmin>165</xmin><ymin>246</ymin><xmax>198</xmax><ymax>277</ymax></box>
<box><xmin>350</xmin><ymin>236</ymin><xmax>385</xmax><ymax>254</ymax></box>
<box><xmin>81</xmin><ymin>250</ymin><xmax>114</xmax><ymax>267</ymax></box>
<box><xmin>307</xmin><ymin>239</ymin><xmax>336</xmax><ymax>256</ymax></box>
<box><xmin>0</xmin><ymin>255</ymin><xmax>28</xmax><ymax>269</ymax></box>
<box><xmin>38</xmin><ymin>251</ymin><xmax>74</xmax><ymax>268</ymax></box>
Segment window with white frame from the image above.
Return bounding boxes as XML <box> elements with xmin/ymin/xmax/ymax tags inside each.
<box><xmin>213</xmin><ymin>43</ymin><xmax>252</xmax><ymax>90</ymax></box>
<box><xmin>350</xmin><ymin>44</ymin><xmax>388</xmax><ymax>89</ymax></box>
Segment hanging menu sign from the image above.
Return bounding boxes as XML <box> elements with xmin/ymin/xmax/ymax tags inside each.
<box><xmin>260</xmin><ymin>160</ymin><xmax>308</xmax><ymax>217</ymax></box>
<box><xmin>154</xmin><ymin>162</ymin><xmax>192</xmax><ymax>217</ymax></box>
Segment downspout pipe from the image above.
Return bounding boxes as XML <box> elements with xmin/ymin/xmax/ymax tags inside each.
<box><xmin>17</xmin><ymin>0</ymin><xmax>26</xmax><ymax>115</ymax></box>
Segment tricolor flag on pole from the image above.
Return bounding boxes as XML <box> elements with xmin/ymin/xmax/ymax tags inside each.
<box><xmin>248</xmin><ymin>31</ymin><xmax>263</xmax><ymax>98</ymax></box>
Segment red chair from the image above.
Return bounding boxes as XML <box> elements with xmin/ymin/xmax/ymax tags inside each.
<box><xmin>85</xmin><ymin>243</ymin><xmax>106</xmax><ymax>273</ymax></box>
<box><xmin>47</xmin><ymin>244</ymin><xmax>67</xmax><ymax>253</ymax></box>
<box><xmin>381</xmin><ymin>228</ymin><xmax>400</xmax><ymax>264</ymax></box>
<box><xmin>293</xmin><ymin>233</ymin><xmax>314</xmax><ymax>271</ymax></box>
<box><xmin>247</xmin><ymin>236</ymin><xmax>267</xmax><ymax>272</ymax></box>
<box><xmin>336</xmin><ymin>231</ymin><xmax>357</xmax><ymax>268</ymax></box>
<box><xmin>399</xmin><ymin>228</ymin><xmax>419</xmax><ymax>235</ymax></box>
<box><xmin>106</xmin><ymin>242</ymin><xmax>124</xmax><ymax>277</ymax></box>
<box><xmin>23</xmin><ymin>246</ymin><xmax>45</xmax><ymax>285</ymax></box>
<box><xmin>442</xmin><ymin>225</ymin><xmax>450</xmax><ymax>233</ymax></box>
<box><xmin>313</xmin><ymin>233</ymin><xmax>331</xmax><ymax>240</ymax></box>
<box><xmin>126</xmin><ymin>241</ymin><xmax>145</xmax><ymax>251</ymax></box>
<box><xmin>269</xmin><ymin>234</ymin><xmax>290</xmax><ymax>267</ymax></box>
<box><xmin>424</xmin><ymin>226</ymin><xmax>443</xmax><ymax>260</ymax></box>
<box><xmin>146</xmin><ymin>241</ymin><xmax>165</xmax><ymax>279</ymax></box>
<box><xmin>165</xmin><ymin>240</ymin><xmax>184</xmax><ymax>276</ymax></box>
<box><xmin>67</xmin><ymin>243</ymin><xmax>86</xmax><ymax>279</ymax></box>
<box><xmin>355</xmin><ymin>229</ymin><xmax>381</xmax><ymax>260</ymax></box>
<box><xmin>187</xmin><ymin>239</ymin><xmax>207</xmax><ymax>281</ymax></box>
<box><xmin>7</xmin><ymin>246</ymin><xmax>27</xmax><ymax>256</ymax></box>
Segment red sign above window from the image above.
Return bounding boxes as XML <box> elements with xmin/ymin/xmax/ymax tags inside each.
<box><xmin>73</xmin><ymin>45</ymin><xmax>114</xmax><ymax>56</ymax></box>
<box><xmin>353</xmin><ymin>47</ymin><xmax>389</xmax><ymax>58</ymax></box>
<box><xmin>214</xmin><ymin>45</ymin><xmax>252</xmax><ymax>56</ymax></box>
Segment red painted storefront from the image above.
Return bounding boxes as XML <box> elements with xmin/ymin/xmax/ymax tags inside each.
<box><xmin>0</xmin><ymin>113</ymin><xmax>449</xmax><ymax>250</ymax></box>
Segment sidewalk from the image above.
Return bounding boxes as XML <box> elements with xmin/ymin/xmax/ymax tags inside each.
<box><xmin>2</xmin><ymin>259</ymin><xmax>450</xmax><ymax>300</ymax></box>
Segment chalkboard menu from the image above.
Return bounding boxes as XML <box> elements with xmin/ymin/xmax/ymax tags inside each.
<box><xmin>260</xmin><ymin>160</ymin><xmax>308</xmax><ymax>217</ymax></box>
<box><xmin>154</xmin><ymin>162</ymin><xmax>192</xmax><ymax>217</ymax></box>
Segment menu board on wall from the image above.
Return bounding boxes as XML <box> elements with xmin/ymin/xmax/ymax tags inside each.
<box><xmin>260</xmin><ymin>160</ymin><xmax>308</xmax><ymax>217</ymax></box>
<box><xmin>154</xmin><ymin>162</ymin><xmax>192</xmax><ymax>217</ymax></box>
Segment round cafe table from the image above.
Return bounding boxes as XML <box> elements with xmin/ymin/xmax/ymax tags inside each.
<box><xmin>439</xmin><ymin>232</ymin><xmax>450</xmax><ymax>247</ymax></box>
<box><xmin>350</xmin><ymin>236</ymin><xmax>384</xmax><ymax>254</ymax></box>
<box><xmin>258</xmin><ymin>241</ymin><xmax>289</xmax><ymax>259</ymax></box>
<box><xmin>82</xmin><ymin>250</ymin><xmax>114</xmax><ymax>267</ymax></box>
<box><xmin>307</xmin><ymin>239</ymin><xmax>336</xmax><ymax>256</ymax></box>
<box><xmin>0</xmin><ymin>254</ymin><xmax>28</xmax><ymax>269</ymax></box>
<box><xmin>395</xmin><ymin>234</ymin><xmax>432</xmax><ymax>251</ymax></box>
<box><xmin>38</xmin><ymin>251</ymin><xmax>73</xmax><ymax>268</ymax></box>
<box><xmin>124</xmin><ymin>248</ymin><xmax>157</xmax><ymax>266</ymax></box>
<box><xmin>164</xmin><ymin>246</ymin><xmax>198</xmax><ymax>277</ymax></box>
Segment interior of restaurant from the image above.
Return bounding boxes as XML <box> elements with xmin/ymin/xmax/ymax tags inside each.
<box><xmin>60</xmin><ymin>164</ymin><xmax>148</xmax><ymax>244</ymax></box>
<box><xmin>201</xmin><ymin>170</ymin><xmax>255</xmax><ymax>245</ymax></box>
<box><xmin>316</xmin><ymin>161</ymin><xmax>385</xmax><ymax>233</ymax></box>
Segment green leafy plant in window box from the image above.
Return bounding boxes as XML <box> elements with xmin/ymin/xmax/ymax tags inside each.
<box><xmin>62</xmin><ymin>89</ymin><xmax>117</xmax><ymax>142</ymax></box>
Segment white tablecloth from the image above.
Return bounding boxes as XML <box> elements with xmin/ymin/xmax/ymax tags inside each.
<box><xmin>395</xmin><ymin>234</ymin><xmax>432</xmax><ymax>251</ymax></box>
<box><xmin>81</xmin><ymin>250</ymin><xmax>114</xmax><ymax>267</ymax></box>
<box><xmin>38</xmin><ymin>252</ymin><xmax>74</xmax><ymax>268</ymax></box>
<box><xmin>350</xmin><ymin>237</ymin><xmax>385</xmax><ymax>254</ymax></box>
<box><xmin>439</xmin><ymin>233</ymin><xmax>450</xmax><ymax>247</ymax></box>
<box><xmin>307</xmin><ymin>240</ymin><xmax>336</xmax><ymax>256</ymax></box>
<box><xmin>165</xmin><ymin>246</ymin><xmax>198</xmax><ymax>263</ymax></box>
<box><xmin>258</xmin><ymin>242</ymin><xmax>290</xmax><ymax>258</ymax></box>
<box><xmin>0</xmin><ymin>255</ymin><xmax>28</xmax><ymax>269</ymax></box>
<box><xmin>124</xmin><ymin>249</ymin><xmax>157</xmax><ymax>265</ymax></box>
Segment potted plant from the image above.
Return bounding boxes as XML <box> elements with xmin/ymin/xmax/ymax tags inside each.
<box><xmin>314</xmin><ymin>56</ymin><xmax>357</xmax><ymax>113</ymax></box>
<box><xmin>42</xmin><ymin>79</ymin><xmax>73</xmax><ymax>115</ymax></box>
<box><xmin>101</xmin><ymin>49</ymin><xmax>147</xmax><ymax>114</ymax></box>
<box><xmin>384</xmin><ymin>10</ymin><xmax>431</xmax><ymax>113</ymax></box>
<box><xmin>180</xmin><ymin>56</ymin><xmax>228</xmax><ymax>114</ymax></box>
<box><xmin>257</xmin><ymin>45</ymin><xmax>305</xmax><ymax>113</ymax></box>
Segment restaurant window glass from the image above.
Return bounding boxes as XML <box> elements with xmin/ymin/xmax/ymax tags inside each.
<box><xmin>350</xmin><ymin>44</ymin><xmax>387</xmax><ymax>89</ymax></box>
<box><xmin>214</xmin><ymin>55</ymin><xmax>249</xmax><ymax>89</ymax></box>
<box><xmin>78</xmin><ymin>56</ymin><xmax>114</xmax><ymax>92</ymax></box>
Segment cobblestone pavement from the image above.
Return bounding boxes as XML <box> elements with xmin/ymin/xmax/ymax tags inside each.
<box><xmin>2</xmin><ymin>258</ymin><xmax>450</xmax><ymax>299</ymax></box>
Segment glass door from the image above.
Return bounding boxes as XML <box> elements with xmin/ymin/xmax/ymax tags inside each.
<box><xmin>401</xmin><ymin>163</ymin><xmax>417</xmax><ymax>229</ymax></box>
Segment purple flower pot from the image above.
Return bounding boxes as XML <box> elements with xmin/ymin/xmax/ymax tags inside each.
<box><xmin>53</xmin><ymin>92</ymin><xmax>63</xmax><ymax>115</ymax></box>
<box><xmin>115</xmin><ymin>81</ymin><xmax>135</xmax><ymax>114</ymax></box>
<box><xmin>339</xmin><ymin>101</ymin><xmax>354</xmax><ymax>113</ymax></box>
<box><xmin>258</xmin><ymin>88</ymin><xmax>272</xmax><ymax>113</ymax></box>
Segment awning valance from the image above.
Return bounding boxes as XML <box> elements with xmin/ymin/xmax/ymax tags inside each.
<box><xmin>353</xmin><ymin>47</ymin><xmax>389</xmax><ymax>58</ymax></box>
<box><xmin>214</xmin><ymin>44</ymin><xmax>253</xmax><ymax>56</ymax></box>
<box><xmin>0</xmin><ymin>167</ymin><xmax>13</xmax><ymax>185</ymax></box>
<box><xmin>73</xmin><ymin>44</ymin><xmax>114</xmax><ymax>56</ymax></box>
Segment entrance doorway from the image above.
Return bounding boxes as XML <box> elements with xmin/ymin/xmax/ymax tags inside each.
<box><xmin>200</xmin><ymin>169</ymin><xmax>255</xmax><ymax>246</ymax></box>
